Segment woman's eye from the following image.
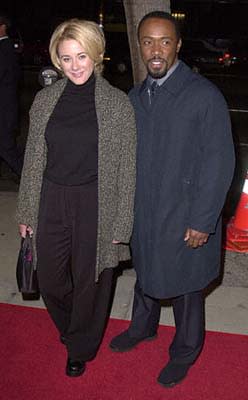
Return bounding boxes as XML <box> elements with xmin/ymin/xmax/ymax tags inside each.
<box><xmin>61</xmin><ymin>57</ymin><xmax>70</xmax><ymax>63</ymax></box>
<box><xmin>79</xmin><ymin>54</ymin><xmax>86</xmax><ymax>60</ymax></box>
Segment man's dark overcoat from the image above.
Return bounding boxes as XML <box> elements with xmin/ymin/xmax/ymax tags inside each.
<box><xmin>0</xmin><ymin>37</ymin><xmax>19</xmax><ymax>134</ymax></box>
<box><xmin>0</xmin><ymin>37</ymin><xmax>21</xmax><ymax>173</ymax></box>
<box><xmin>130</xmin><ymin>61</ymin><xmax>235</xmax><ymax>299</ymax></box>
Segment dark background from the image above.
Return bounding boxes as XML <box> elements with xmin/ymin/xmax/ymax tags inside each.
<box><xmin>2</xmin><ymin>0</ymin><xmax>248</xmax><ymax>41</ymax></box>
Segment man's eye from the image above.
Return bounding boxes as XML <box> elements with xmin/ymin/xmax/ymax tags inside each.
<box><xmin>162</xmin><ymin>40</ymin><xmax>170</xmax><ymax>46</ymax></box>
<box><xmin>143</xmin><ymin>40</ymin><xmax>152</xmax><ymax>46</ymax></box>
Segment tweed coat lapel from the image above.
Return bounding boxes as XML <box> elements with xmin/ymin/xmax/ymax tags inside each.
<box><xmin>94</xmin><ymin>75</ymin><xmax>111</xmax><ymax>173</ymax></box>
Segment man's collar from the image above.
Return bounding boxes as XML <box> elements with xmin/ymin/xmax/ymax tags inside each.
<box><xmin>0</xmin><ymin>36</ymin><xmax>8</xmax><ymax>41</ymax></box>
<box><xmin>139</xmin><ymin>61</ymin><xmax>193</xmax><ymax>97</ymax></box>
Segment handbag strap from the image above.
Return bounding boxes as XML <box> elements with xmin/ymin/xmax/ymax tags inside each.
<box><xmin>21</xmin><ymin>233</ymin><xmax>33</xmax><ymax>262</ymax></box>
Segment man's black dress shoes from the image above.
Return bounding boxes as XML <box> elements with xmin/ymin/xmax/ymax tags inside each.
<box><xmin>109</xmin><ymin>329</ymin><xmax>157</xmax><ymax>352</ymax></box>
<box><xmin>66</xmin><ymin>358</ymin><xmax>86</xmax><ymax>377</ymax></box>
<box><xmin>157</xmin><ymin>360</ymin><xmax>191</xmax><ymax>388</ymax></box>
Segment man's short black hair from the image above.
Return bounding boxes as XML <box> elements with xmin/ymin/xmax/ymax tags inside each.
<box><xmin>0</xmin><ymin>14</ymin><xmax>11</xmax><ymax>29</ymax></box>
<box><xmin>137</xmin><ymin>11</ymin><xmax>181</xmax><ymax>41</ymax></box>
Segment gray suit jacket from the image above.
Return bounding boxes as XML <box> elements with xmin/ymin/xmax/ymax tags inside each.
<box><xmin>16</xmin><ymin>75</ymin><xmax>136</xmax><ymax>279</ymax></box>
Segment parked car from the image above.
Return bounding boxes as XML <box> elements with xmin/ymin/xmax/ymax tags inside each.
<box><xmin>180</xmin><ymin>38</ymin><xmax>232</xmax><ymax>72</ymax></box>
<box><xmin>22</xmin><ymin>40</ymin><xmax>50</xmax><ymax>66</ymax></box>
<box><xmin>226</xmin><ymin>40</ymin><xmax>248</xmax><ymax>69</ymax></box>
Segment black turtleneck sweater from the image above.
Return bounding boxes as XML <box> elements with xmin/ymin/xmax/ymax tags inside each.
<box><xmin>44</xmin><ymin>74</ymin><xmax>98</xmax><ymax>185</ymax></box>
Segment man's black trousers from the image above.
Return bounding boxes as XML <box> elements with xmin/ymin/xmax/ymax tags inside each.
<box><xmin>36</xmin><ymin>179</ymin><xmax>113</xmax><ymax>362</ymax></box>
<box><xmin>127</xmin><ymin>279</ymin><xmax>205</xmax><ymax>364</ymax></box>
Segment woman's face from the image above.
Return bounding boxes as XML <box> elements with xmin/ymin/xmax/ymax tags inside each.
<box><xmin>58</xmin><ymin>39</ymin><xmax>95</xmax><ymax>85</ymax></box>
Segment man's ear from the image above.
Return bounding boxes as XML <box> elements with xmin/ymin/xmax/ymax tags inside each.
<box><xmin>176</xmin><ymin>38</ymin><xmax>182</xmax><ymax>54</ymax></box>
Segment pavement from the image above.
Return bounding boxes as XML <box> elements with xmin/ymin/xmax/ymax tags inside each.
<box><xmin>0</xmin><ymin>180</ymin><xmax>247</xmax><ymax>336</ymax></box>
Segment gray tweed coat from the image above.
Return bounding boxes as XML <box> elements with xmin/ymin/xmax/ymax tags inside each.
<box><xmin>16</xmin><ymin>75</ymin><xmax>136</xmax><ymax>280</ymax></box>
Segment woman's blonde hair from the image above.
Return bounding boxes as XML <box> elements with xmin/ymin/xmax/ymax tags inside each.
<box><xmin>49</xmin><ymin>18</ymin><xmax>105</xmax><ymax>74</ymax></box>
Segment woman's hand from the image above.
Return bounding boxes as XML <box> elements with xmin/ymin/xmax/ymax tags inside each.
<box><xmin>19</xmin><ymin>224</ymin><xmax>34</xmax><ymax>238</ymax></box>
<box><xmin>112</xmin><ymin>240</ymin><xmax>121</xmax><ymax>244</ymax></box>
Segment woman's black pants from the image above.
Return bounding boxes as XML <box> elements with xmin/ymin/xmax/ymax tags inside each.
<box><xmin>36</xmin><ymin>179</ymin><xmax>113</xmax><ymax>362</ymax></box>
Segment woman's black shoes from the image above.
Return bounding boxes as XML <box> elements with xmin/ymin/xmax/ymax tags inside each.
<box><xmin>66</xmin><ymin>358</ymin><xmax>86</xmax><ymax>377</ymax></box>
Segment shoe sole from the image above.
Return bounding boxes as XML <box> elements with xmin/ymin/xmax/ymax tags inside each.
<box><xmin>157</xmin><ymin>371</ymin><xmax>188</xmax><ymax>388</ymax></box>
<box><xmin>109</xmin><ymin>334</ymin><xmax>158</xmax><ymax>353</ymax></box>
<box><xmin>66</xmin><ymin>366</ymin><xmax>86</xmax><ymax>378</ymax></box>
<box><xmin>157</xmin><ymin>377</ymin><xmax>185</xmax><ymax>388</ymax></box>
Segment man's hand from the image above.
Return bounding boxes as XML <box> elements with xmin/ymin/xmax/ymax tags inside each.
<box><xmin>184</xmin><ymin>228</ymin><xmax>209</xmax><ymax>249</ymax></box>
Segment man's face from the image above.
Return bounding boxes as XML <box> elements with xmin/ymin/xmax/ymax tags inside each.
<box><xmin>0</xmin><ymin>23</ymin><xmax>6</xmax><ymax>37</ymax></box>
<box><xmin>139</xmin><ymin>18</ymin><xmax>182</xmax><ymax>79</ymax></box>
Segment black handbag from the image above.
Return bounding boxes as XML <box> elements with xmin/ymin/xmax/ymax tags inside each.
<box><xmin>16</xmin><ymin>232</ymin><xmax>40</xmax><ymax>300</ymax></box>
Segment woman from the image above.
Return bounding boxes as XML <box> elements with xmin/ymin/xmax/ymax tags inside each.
<box><xmin>16</xmin><ymin>19</ymin><xmax>136</xmax><ymax>377</ymax></box>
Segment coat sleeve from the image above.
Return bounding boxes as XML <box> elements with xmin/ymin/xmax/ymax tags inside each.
<box><xmin>112</xmin><ymin>97</ymin><xmax>137</xmax><ymax>243</ymax></box>
<box><xmin>188</xmin><ymin>88</ymin><xmax>235</xmax><ymax>233</ymax></box>
<box><xmin>15</xmin><ymin>91</ymin><xmax>46</xmax><ymax>227</ymax></box>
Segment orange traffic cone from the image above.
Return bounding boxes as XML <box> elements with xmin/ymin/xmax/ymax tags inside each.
<box><xmin>225</xmin><ymin>170</ymin><xmax>248</xmax><ymax>253</ymax></box>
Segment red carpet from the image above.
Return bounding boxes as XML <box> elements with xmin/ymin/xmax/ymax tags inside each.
<box><xmin>0</xmin><ymin>303</ymin><xmax>247</xmax><ymax>400</ymax></box>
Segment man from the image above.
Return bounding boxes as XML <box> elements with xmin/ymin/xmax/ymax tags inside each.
<box><xmin>110</xmin><ymin>11</ymin><xmax>235</xmax><ymax>388</ymax></box>
<box><xmin>0</xmin><ymin>13</ymin><xmax>22</xmax><ymax>177</ymax></box>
